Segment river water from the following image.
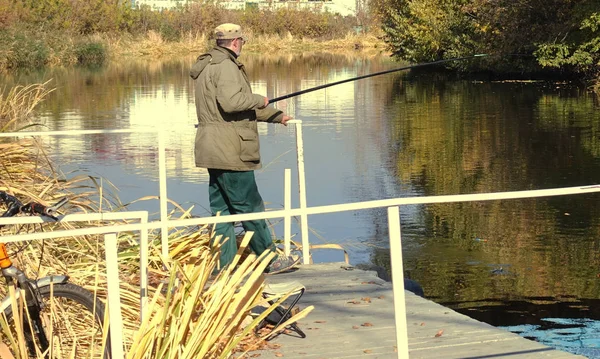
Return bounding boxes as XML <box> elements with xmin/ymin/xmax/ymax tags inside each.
<box><xmin>3</xmin><ymin>52</ymin><xmax>600</xmax><ymax>356</ymax></box>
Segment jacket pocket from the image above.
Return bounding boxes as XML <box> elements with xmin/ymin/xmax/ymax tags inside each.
<box><xmin>236</xmin><ymin>127</ymin><xmax>260</xmax><ymax>162</ymax></box>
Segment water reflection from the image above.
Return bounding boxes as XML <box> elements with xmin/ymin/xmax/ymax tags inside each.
<box><xmin>2</xmin><ymin>52</ymin><xmax>600</xmax><ymax>354</ymax></box>
<box><xmin>499</xmin><ymin>310</ymin><xmax>600</xmax><ymax>356</ymax></box>
<box><xmin>371</xmin><ymin>71</ymin><xmax>600</xmax><ymax>355</ymax></box>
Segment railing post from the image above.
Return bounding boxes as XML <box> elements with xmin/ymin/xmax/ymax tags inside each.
<box><xmin>284</xmin><ymin>168</ymin><xmax>292</xmax><ymax>256</ymax></box>
<box><xmin>105</xmin><ymin>233</ymin><xmax>125</xmax><ymax>359</ymax></box>
<box><xmin>387</xmin><ymin>206</ymin><xmax>409</xmax><ymax>358</ymax></box>
<box><xmin>158</xmin><ymin>129</ymin><xmax>169</xmax><ymax>260</ymax></box>
<box><xmin>290</xmin><ymin>120</ymin><xmax>310</xmax><ymax>264</ymax></box>
<box><xmin>139</xmin><ymin>212</ymin><xmax>149</xmax><ymax>321</ymax></box>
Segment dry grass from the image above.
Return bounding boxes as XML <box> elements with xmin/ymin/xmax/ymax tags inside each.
<box><xmin>0</xmin><ymin>81</ymin><xmax>54</xmax><ymax>132</ymax></box>
<box><xmin>248</xmin><ymin>31</ymin><xmax>386</xmax><ymax>52</ymax></box>
<box><xmin>0</xmin><ymin>157</ymin><xmax>312</xmax><ymax>358</ymax></box>
<box><xmin>105</xmin><ymin>31</ymin><xmax>209</xmax><ymax>58</ymax></box>
<box><xmin>104</xmin><ymin>31</ymin><xmax>388</xmax><ymax>59</ymax></box>
<box><xmin>127</xmin><ymin>232</ymin><xmax>312</xmax><ymax>359</ymax></box>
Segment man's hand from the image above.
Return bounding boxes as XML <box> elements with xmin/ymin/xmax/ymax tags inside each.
<box><xmin>281</xmin><ymin>115</ymin><xmax>292</xmax><ymax>126</ymax></box>
<box><xmin>258</xmin><ymin>97</ymin><xmax>269</xmax><ymax>109</ymax></box>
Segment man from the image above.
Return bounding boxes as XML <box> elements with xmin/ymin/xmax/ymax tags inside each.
<box><xmin>190</xmin><ymin>23</ymin><xmax>299</xmax><ymax>274</ymax></box>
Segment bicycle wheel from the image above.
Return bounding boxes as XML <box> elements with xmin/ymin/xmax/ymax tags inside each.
<box><xmin>1</xmin><ymin>282</ymin><xmax>111</xmax><ymax>359</ymax></box>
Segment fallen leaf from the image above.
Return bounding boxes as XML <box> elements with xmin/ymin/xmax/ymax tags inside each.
<box><xmin>435</xmin><ymin>329</ymin><xmax>444</xmax><ymax>337</ymax></box>
<box><xmin>377</xmin><ymin>295</ymin><xmax>385</xmax><ymax>299</ymax></box>
<box><xmin>275</xmin><ymin>353</ymin><xmax>284</xmax><ymax>357</ymax></box>
<box><xmin>363</xmin><ymin>349</ymin><xmax>373</xmax><ymax>354</ymax></box>
<box><xmin>362</xmin><ymin>297</ymin><xmax>372</xmax><ymax>303</ymax></box>
<box><xmin>314</xmin><ymin>320</ymin><xmax>327</xmax><ymax>323</ymax></box>
<box><xmin>420</xmin><ymin>322</ymin><xmax>425</xmax><ymax>326</ymax></box>
<box><xmin>361</xmin><ymin>322</ymin><xmax>373</xmax><ymax>327</ymax></box>
<box><xmin>347</xmin><ymin>300</ymin><xmax>361</xmax><ymax>304</ymax></box>
<box><xmin>352</xmin><ymin>325</ymin><xmax>359</xmax><ymax>329</ymax></box>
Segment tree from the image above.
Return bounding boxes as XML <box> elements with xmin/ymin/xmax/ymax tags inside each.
<box><xmin>375</xmin><ymin>0</ymin><xmax>600</xmax><ymax>84</ymax></box>
<box><xmin>535</xmin><ymin>11</ymin><xmax>600</xmax><ymax>86</ymax></box>
<box><xmin>376</xmin><ymin>0</ymin><xmax>480</xmax><ymax>63</ymax></box>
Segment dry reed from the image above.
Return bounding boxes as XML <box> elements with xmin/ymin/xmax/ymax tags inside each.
<box><xmin>0</xmin><ymin>81</ymin><xmax>54</xmax><ymax>133</ymax></box>
<box><xmin>104</xmin><ymin>31</ymin><xmax>387</xmax><ymax>59</ymax></box>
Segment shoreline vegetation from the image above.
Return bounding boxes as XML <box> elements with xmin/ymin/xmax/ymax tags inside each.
<box><xmin>0</xmin><ymin>1</ymin><xmax>387</xmax><ymax>70</ymax></box>
<box><xmin>107</xmin><ymin>31</ymin><xmax>390</xmax><ymax>59</ymax></box>
<box><xmin>1</xmin><ymin>1</ymin><xmax>598</xmax><ymax>90</ymax></box>
<box><xmin>0</xmin><ymin>29</ymin><xmax>389</xmax><ymax>71</ymax></box>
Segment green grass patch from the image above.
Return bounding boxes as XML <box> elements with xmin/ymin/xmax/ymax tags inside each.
<box><xmin>75</xmin><ymin>40</ymin><xmax>107</xmax><ymax>66</ymax></box>
<box><xmin>0</xmin><ymin>30</ymin><xmax>50</xmax><ymax>69</ymax></box>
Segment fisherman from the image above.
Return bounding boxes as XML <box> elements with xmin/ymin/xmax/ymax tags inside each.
<box><xmin>189</xmin><ymin>23</ymin><xmax>299</xmax><ymax>274</ymax></box>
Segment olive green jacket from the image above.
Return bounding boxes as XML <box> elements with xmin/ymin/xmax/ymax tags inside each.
<box><xmin>190</xmin><ymin>46</ymin><xmax>284</xmax><ymax>171</ymax></box>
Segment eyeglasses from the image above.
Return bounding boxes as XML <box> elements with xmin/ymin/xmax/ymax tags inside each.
<box><xmin>236</xmin><ymin>37</ymin><xmax>246</xmax><ymax>45</ymax></box>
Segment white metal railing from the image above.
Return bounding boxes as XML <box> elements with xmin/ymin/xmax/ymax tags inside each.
<box><xmin>0</xmin><ymin>212</ymin><xmax>150</xmax><ymax>310</ymax></box>
<box><xmin>104</xmin><ymin>233</ymin><xmax>125</xmax><ymax>358</ymax></box>
<box><xmin>4</xmin><ymin>185</ymin><xmax>600</xmax><ymax>357</ymax></box>
<box><xmin>4</xmin><ymin>185</ymin><xmax>599</xmax><ymax>240</ymax></box>
<box><xmin>287</xmin><ymin>120</ymin><xmax>310</xmax><ymax>263</ymax></box>
<box><xmin>0</xmin><ymin>123</ymin><xmax>310</xmax><ymax>261</ymax></box>
<box><xmin>0</xmin><ymin>124</ymin><xmax>310</xmax><ymax>358</ymax></box>
<box><xmin>0</xmin><ymin>211</ymin><xmax>150</xmax><ymax>358</ymax></box>
<box><xmin>4</xmin><ymin>127</ymin><xmax>600</xmax><ymax>358</ymax></box>
<box><xmin>0</xmin><ymin>128</ymin><xmax>170</xmax><ymax>260</ymax></box>
<box><xmin>388</xmin><ymin>206</ymin><xmax>408</xmax><ymax>356</ymax></box>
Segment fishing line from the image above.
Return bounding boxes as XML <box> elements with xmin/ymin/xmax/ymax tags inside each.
<box><xmin>268</xmin><ymin>54</ymin><xmax>490</xmax><ymax>104</ymax></box>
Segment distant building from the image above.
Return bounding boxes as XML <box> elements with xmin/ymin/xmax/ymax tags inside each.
<box><xmin>133</xmin><ymin>0</ymin><xmax>357</xmax><ymax>16</ymax></box>
<box><xmin>132</xmin><ymin>0</ymin><xmax>191</xmax><ymax>10</ymax></box>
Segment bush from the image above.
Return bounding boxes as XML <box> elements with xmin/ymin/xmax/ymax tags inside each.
<box><xmin>75</xmin><ymin>41</ymin><xmax>107</xmax><ymax>66</ymax></box>
<box><xmin>2</xmin><ymin>31</ymin><xmax>50</xmax><ymax>69</ymax></box>
<box><xmin>240</xmin><ymin>7</ymin><xmax>353</xmax><ymax>39</ymax></box>
<box><xmin>534</xmin><ymin>12</ymin><xmax>600</xmax><ymax>82</ymax></box>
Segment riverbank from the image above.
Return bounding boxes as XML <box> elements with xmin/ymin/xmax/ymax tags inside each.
<box><xmin>105</xmin><ymin>31</ymin><xmax>389</xmax><ymax>60</ymax></box>
<box><xmin>0</xmin><ymin>29</ymin><xmax>389</xmax><ymax>72</ymax></box>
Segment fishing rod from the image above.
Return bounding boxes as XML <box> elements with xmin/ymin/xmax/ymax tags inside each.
<box><xmin>268</xmin><ymin>53</ymin><xmax>490</xmax><ymax>104</ymax></box>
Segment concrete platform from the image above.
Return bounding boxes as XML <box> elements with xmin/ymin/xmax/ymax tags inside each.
<box><xmin>252</xmin><ymin>262</ymin><xmax>584</xmax><ymax>359</ymax></box>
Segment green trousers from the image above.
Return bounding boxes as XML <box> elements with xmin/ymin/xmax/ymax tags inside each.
<box><xmin>208</xmin><ymin>169</ymin><xmax>274</xmax><ymax>269</ymax></box>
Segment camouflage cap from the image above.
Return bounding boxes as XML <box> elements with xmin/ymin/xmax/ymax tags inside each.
<box><xmin>214</xmin><ymin>23</ymin><xmax>246</xmax><ymax>40</ymax></box>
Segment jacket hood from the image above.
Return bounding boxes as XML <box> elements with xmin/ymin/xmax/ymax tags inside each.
<box><xmin>189</xmin><ymin>47</ymin><xmax>233</xmax><ymax>80</ymax></box>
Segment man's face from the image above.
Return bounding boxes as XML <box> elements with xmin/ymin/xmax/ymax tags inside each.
<box><xmin>234</xmin><ymin>37</ymin><xmax>245</xmax><ymax>56</ymax></box>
